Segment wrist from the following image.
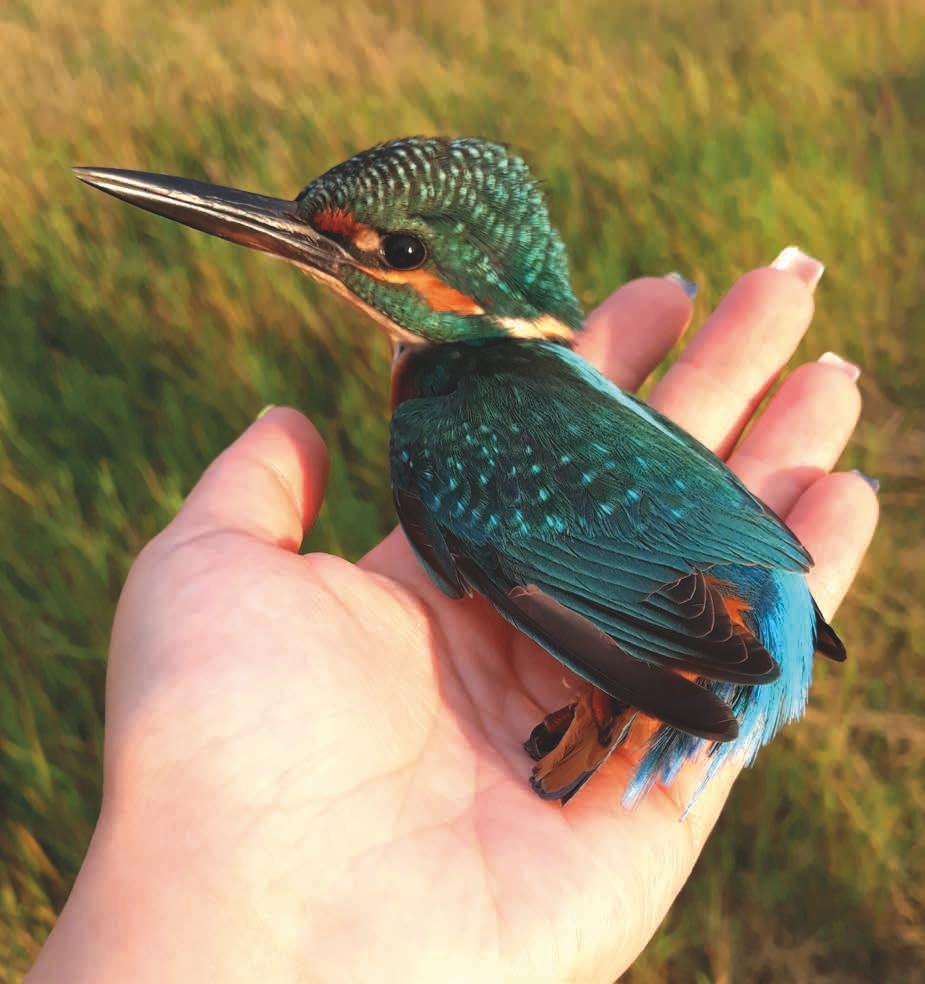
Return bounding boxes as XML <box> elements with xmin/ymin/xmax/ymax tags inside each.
<box><xmin>28</xmin><ymin>816</ymin><xmax>132</xmax><ymax>982</ymax></box>
<box><xmin>29</xmin><ymin>811</ymin><xmax>242</xmax><ymax>983</ymax></box>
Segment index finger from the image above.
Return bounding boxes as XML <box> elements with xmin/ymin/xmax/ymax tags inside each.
<box><xmin>168</xmin><ymin>407</ymin><xmax>329</xmax><ymax>551</ymax></box>
<box><xmin>649</xmin><ymin>248</ymin><xmax>825</xmax><ymax>456</ymax></box>
<box><xmin>577</xmin><ymin>276</ymin><xmax>694</xmax><ymax>390</ymax></box>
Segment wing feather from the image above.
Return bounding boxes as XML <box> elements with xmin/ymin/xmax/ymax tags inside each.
<box><xmin>390</xmin><ymin>341</ymin><xmax>808</xmax><ymax>704</ymax></box>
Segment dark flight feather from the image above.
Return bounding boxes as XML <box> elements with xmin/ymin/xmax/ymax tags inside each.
<box><xmin>813</xmin><ymin>599</ymin><xmax>847</xmax><ymax>661</ymax></box>
<box><xmin>454</xmin><ymin>556</ymin><xmax>739</xmax><ymax>742</ymax></box>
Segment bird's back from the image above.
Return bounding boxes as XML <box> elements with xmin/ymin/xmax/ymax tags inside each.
<box><xmin>391</xmin><ymin>339</ymin><xmax>830</xmax><ymax>803</ymax></box>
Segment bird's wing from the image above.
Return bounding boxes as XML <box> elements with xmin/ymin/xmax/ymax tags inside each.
<box><xmin>390</xmin><ymin>344</ymin><xmax>811</xmax><ymax>727</ymax></box>
<box><xmin>395</xmin><ymin>485</ymin><xmax>741</xmax><ymax>741</ymax></box>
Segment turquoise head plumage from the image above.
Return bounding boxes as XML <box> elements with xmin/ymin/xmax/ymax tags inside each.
<box><xmin>294</xmin><ymin>137</ymin><xmax>584</xmax><ymax>342</ymax></box>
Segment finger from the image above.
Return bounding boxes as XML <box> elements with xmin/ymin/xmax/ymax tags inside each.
<box><xmin>728</xmin><ymin>357</ymin><xmax>862</xmax><ymax>515</ymax></box>
<box><xmin>785</xmin><ymin>471</ymin><xmax>880</xmax><ymax>617</ymax></box>
<box><xmin>170</xmin><ymin>407</ymin><xmax>329</xmax><ymax>550</ymax></box>
<box><xmin>650</xmin><ymin>249</ymin><xmax>824</xmax><ymax>455</ymax></box>
<box><xmin>577</xmin><ymin>276</ymin><xmax>694</xmax><ymax>389</ymax></box>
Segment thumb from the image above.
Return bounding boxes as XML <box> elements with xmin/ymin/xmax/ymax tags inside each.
<box><xmin>170</xmin><ymin>407</ymin><xmax>329</xmax><ymax>550</ymax></box>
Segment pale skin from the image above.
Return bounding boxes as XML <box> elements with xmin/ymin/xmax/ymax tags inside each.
<box><xmin>30</xmin><ymin>261</ymin><xmax>878</xmax><ymax>983</ymax></box>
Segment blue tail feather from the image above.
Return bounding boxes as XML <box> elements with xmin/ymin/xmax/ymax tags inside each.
<box><xmin>623</xmin><ymin>567</ymin><xmax>816</xmax><ymax>809</ymax></box>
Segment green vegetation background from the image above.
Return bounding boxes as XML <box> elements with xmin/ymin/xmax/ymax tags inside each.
<box><xmin>2</xmin><ymin>1</ymin><xmax>923</xmax><ymax>979</ymax></box>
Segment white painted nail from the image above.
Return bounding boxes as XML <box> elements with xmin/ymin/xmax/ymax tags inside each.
<box><xmin>771</xmin><ymin>245</ymin><xmax>825</xmax><ymax>291</ymax></box>
<box><xmin>818</xmin><ymin>351</ymin><xmax>861</xmax><ymax>382</ymax></box>
<box><xmin>664</xmin><ymin>272</ymin><xmax>698</xmax><ymax>299</ymax></box>
<box><xmin>850</xmin><ymin>469</ymin><xmax>880</xmax><ymax>493</ymax></box>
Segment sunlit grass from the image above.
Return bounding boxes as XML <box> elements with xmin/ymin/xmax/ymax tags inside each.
<box><xmin>1</xmin><ymin>0</ymin><xmax>923</xmax><ymax>978</ymax></box>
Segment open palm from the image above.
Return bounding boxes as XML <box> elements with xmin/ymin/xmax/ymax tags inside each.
<box><xmin>31</xmin><ymin>263</ymin><xmax>877</xmax><ymax>983</ymax></box>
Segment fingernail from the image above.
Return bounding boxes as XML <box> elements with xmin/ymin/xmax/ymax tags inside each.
<box><xmin>818</xmin><ymin>351</ymin><xmax>861</xmax><ymax>382</ymax></box>
<box><xmin>771</xmin><ymin>245</ymin><xmax>825</xmax><ymax>291</ymax></box>
<box><xmin>664</xmin><ymin>272</ymin><xmax>698</xmax><ymax>299</ymax></box>
<box><xmin>256</xmin><ymin>403</ymin><xmax>277</xmax><ymax>420</ymax></box>
<box><xmin>850</xmin><ymin>469</ymin><xmax>880</xmax><ymax>493</ymax></box>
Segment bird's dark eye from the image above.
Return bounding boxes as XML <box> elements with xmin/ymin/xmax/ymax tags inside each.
<box><xmin>380</xmin><ymin>233</ymin><xmax>427</xmax><ymax>271</ymax></box>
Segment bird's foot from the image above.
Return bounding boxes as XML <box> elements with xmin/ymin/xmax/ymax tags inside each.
<box><xmin>524</xmin><ymin>704</ymin><xmax>578</xmax><ymax>761</ymax></box>
<box><xmin>525</xmin><ymin>690</ymin><xmax>632</xmax><ymax>804</ymax></box>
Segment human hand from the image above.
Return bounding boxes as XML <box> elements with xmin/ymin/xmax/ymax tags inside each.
<box><xmin>30</xmin><ymin>254</ymin><xmax>878</xmax><ymax>983</ymax></box>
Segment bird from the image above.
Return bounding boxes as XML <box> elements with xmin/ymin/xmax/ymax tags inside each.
<box><xmin>74</xmin><ymin>137</ymin><xmax>845</xmax><ymax>807</ymax></box>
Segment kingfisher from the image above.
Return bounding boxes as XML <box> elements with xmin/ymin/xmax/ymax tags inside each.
<box><xmin>74</xmin><ymin>137</ymin><xmax>844</xmax><ymax>806</ymax></box>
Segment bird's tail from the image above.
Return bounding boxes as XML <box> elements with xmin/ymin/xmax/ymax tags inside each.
<box><xmin>525</xmin><ymin>690</ymin><xmax>634</xmax><ymax>804</ymax></box>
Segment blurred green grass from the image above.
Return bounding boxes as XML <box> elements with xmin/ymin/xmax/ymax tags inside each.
<box><xmin>1</xmin><ymin>0</ymin><xmax>923</xmax><ymax>979</ymax></box>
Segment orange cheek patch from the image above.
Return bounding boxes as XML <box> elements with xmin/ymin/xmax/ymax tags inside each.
<box><xmin>363</xmin><ymin>266</ymin><xmax>485</xmax><ymax>315</ymax></box>
<box><xmin>312</xmin><ymin>210</ymin><xmax>480</xmax><ymax>316</ymax></box>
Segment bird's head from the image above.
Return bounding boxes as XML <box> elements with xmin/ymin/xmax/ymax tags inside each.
<box><xmin>75</xmin><ymin>137</ymin><xmax>584</xmax><ymax>346</ymax></box>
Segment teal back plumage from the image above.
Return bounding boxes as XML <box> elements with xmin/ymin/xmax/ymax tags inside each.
<box><xmin>391</xmin><ymin>338</ymin><xmax>833</xmax><ymax>805</ymax></box>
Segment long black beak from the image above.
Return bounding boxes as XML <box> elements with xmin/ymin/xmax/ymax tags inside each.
<box><xmin>73</xmin><ymin>167</ymin><xmax>346</xmax><ymax>275</ymax></box>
